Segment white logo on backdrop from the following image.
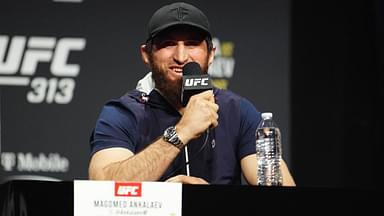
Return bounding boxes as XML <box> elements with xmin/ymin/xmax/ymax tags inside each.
<box><xmin>0</xmin><ymin>35</ymin><xmax>86</xmax><ymax>104</ymax></box>
<box><xmin>1</xmin><ymin>152</ymin><xmax>69</xmax><ymax>172</ymax></box>
<box><xmin>208</xmin><ymin>37</ymin><xmax>235</xmax><ymax>89</ymax></box>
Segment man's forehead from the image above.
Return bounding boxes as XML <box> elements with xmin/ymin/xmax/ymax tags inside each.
<box><xmin>153</xmin><ymin>25</ymin><xmax>207</xmax><ymax>41</ymax></box>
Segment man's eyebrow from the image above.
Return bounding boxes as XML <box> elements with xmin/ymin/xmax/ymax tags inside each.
<box><xmin>155</xmin><ymin>34</ymin><xmax>205</xmax><ymax>42</ymax></box>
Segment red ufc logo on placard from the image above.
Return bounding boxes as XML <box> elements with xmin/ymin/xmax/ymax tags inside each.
<box><xmin>115</xmin><ymin>182</ymin><xmax>142</xmax><ymax>197</ymax></box>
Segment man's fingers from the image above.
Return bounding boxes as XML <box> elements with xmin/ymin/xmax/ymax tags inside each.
<box><xmin>165</xmin><ymin>175</ymin><xmax>209</xmax><ymax>184</ymax></box>
<box><xmin>191</xmin><ymin>90</ymin><xmax>214</xmax><ymax>102</ymax></box>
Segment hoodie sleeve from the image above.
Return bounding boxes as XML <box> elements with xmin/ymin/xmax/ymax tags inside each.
<box><xmin>89</xmin><ymin>99</ymin><xmax>139</xmax><ymax>156</ymax></box>
<box><xmin>237</xmin><ymin>97</ymin><xmax>262</xmax><ymax>159</ymax></box>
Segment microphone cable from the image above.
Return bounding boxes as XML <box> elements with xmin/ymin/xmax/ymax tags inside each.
<box><xmin>162</xmin><ymin>128</ymin><xmax>211</xmax><ymax>180</ymax></box>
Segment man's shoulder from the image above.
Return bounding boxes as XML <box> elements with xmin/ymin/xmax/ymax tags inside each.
<box><xmin>215</xmin><ymin>88</ymin><xmax>259</xmax><ymax>113</ymax></box>
<box><xmin>215</xmin><ymin>88</ymin><xmax>244</xmax><ymax>102</ymax></box>
<box><xmin>96</xmin><ymin>89</ymin><xmax>149</xmax><ymax>125</ymax></box>
<box><xmin>103</xmin><ymin>89</ymin><xmax>147</xmax><ymax>112</ymax></box>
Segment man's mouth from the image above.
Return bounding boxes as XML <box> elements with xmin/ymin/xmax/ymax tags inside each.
<box><xmin>170</xmin><ymin>67</ymin><xmax>183</xmax><ymax>73</ymax></box>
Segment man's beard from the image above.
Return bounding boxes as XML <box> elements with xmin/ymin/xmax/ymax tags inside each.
<box><xmin>149</xmin><ymin>58</ymin><xmax>209</xmax><ymax>109</ymax></box>
<box><xmin>150</xmin><ymin>61</ymin><xmax>183</xmax><ymax>108</ymax></box>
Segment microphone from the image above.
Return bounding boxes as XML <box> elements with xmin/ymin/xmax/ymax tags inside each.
<box><xmin>181</xmin><ymin>62</ymin><xmax>213</xmax><ymax>107</ymax></box>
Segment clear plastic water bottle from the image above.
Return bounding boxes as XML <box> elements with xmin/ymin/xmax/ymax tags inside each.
<box><xmin>255</xmin><ymin>112</ymin><xmax>283</xmax><ymax>186</ymax></box>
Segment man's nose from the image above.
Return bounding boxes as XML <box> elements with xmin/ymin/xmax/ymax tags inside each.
<box><xmin>173</xmin><ymin>43</ymin><xmax>189</xmax><ymax>64</ymax></box>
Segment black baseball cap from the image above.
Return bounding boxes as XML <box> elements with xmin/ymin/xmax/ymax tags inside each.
<box><xmin>146</xmin><ymin>2</ymin><xmax>211</xmax><ymax>41</ymax></box>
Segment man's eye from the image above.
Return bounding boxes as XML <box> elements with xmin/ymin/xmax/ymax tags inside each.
<box><xmin>185</xmin><ymin>40</ymin><xmax>201</xmax><ymax>46</ymax></box>
<box><xmin>160</xmin><ymin>40</ymin><xmax>176</xmax><ymax>47</ymax></box>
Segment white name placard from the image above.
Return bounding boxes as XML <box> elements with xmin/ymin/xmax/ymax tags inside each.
<box><xmin>74</xmin><ymin>180</ymin><xmax>182</xmax><ymax>216</ymax></box>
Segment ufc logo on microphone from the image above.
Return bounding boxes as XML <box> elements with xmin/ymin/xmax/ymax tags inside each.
<box><xmin>185</xmin><ymin>77</ymin><xmax>209</xmax><ymax>86</ymax></box>
<box><xmin>115</xmin><ymin>182</ymin><xmax>142</xmax><ymax>197</ymax></box>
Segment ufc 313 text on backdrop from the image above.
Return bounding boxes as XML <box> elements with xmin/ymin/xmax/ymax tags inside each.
<box><xmin>0</xmin><ymin>35</ymin><xmax>86</xmax><ymax>104</ymax></box>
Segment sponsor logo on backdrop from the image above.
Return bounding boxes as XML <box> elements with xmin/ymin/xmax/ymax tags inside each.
<box><xmin>0</xmin><ymin>35</ymin><xmax>86</xmax><ymax>104</ymax></box>
<box><xmin>1</xmin><ymin>152</ymin><xmax>69</xmax><ymax>172</ymax></box>
<box><xmin>209</xmin><ymin>37</ymin><xmax>236</xmax><ymax>89</ymax></box>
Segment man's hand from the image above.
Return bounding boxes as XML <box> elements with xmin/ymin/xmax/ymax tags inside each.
<box><xmin>165</xmin><ymin>175</ymin><xmax>209</xmax><ymax>184</ymax></box>
<box><xmin>176</xmin><ymin>90</ymin><xmax>219</xmax><ymax>144</ymax></box>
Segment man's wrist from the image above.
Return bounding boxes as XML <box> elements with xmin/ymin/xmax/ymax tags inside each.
<box><xmin>163</xmin><ymin>126</ymin><xmax>184</xmax><ymax>149</ymax></box>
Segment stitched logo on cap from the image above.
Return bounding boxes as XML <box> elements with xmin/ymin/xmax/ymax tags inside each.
<box><xmin>176</xmin><ymin>7</ymin><xmax>187</xmax><ymax>21</ymax></box>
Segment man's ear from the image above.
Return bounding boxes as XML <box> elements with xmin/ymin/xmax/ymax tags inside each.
<box><xmin>208</xmin><ymin>46</ymin><xmax>216</xmax><ymax>66</ymax></box>
<box><xmin>140</xmin><ymin>44</ymin><xmax>150</xmax><ymax>65</ymax></box>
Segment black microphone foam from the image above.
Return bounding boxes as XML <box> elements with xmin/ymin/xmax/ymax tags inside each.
<box><xmin>181</xmin><ymin>62</ymin><xmax>212</xmax><ymax>107</ymax></box>
<box><xmin>183</xmin><ymin>61</ymin><xmax>202</xmax><ymax>75</ymax></box>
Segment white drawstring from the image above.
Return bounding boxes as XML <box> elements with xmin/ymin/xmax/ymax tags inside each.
<box><xmin>184</xmin><ymin>146</ymin><xmax>190</xmax><ymax>176</ymax></box>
